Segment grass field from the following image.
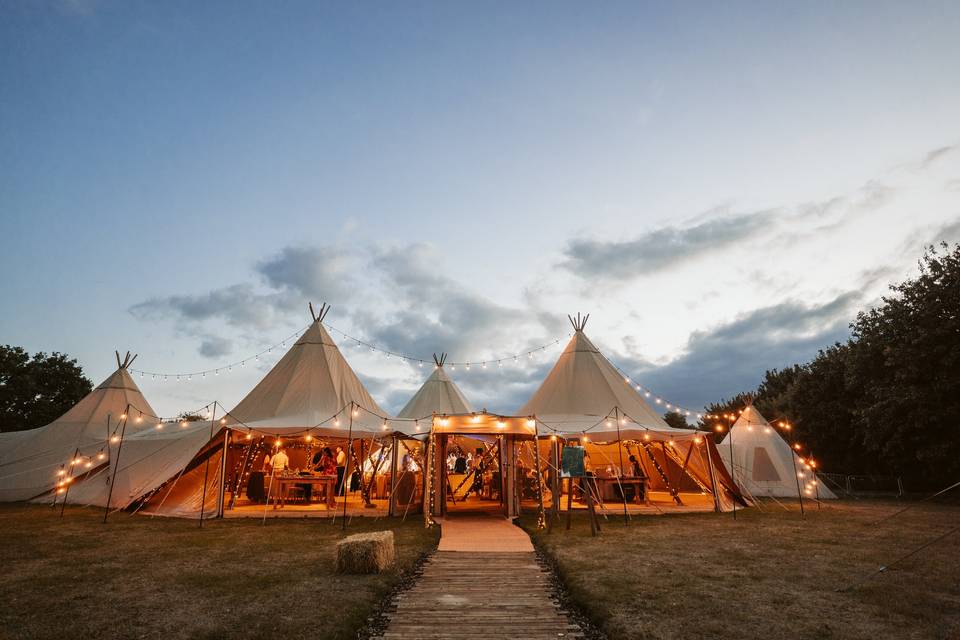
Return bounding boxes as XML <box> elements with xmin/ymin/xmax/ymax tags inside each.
<box><xmin>0</xmin><ymin>505</ymin><xmax>438</xmax><ymax>640</ymax></box>
<box><xmin>522</xmin><ymin>499</ymin><xmax>960</xmax><ymax>640</ymax></box>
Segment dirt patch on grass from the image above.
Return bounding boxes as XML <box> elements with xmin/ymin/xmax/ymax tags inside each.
<box><xmin>0</xmin><ymin>505</ymin><xmax>438</xmax><ymax>640</ymax></box>
<box><xmin>522</xmin><ymin>499</ymin><xmax>960</xmax><ymax>640</ymax></box>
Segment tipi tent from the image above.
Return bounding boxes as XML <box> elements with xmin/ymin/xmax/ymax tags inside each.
<box><xmin>139</xmin><ymin>304</ymin><xmax>400</xmax><ymax>517</ymax></box>
<box><xmin>719</xmin><ymin>403</ymin><xmax>837</xmax><ymax>500</ymax></box>
<box><xmin>397</xmin><ymin>354</ymin><xmax>473</xmax><ymax>419</ymax></box>
<box><xmin>0</xmin><ymin>352</ymin><xmax>156</xmax><ymax>502</ymax></box>
<box><xmin>518</xmin><ymin>314</ymin><xmax>746</xmax><ymax>511</ymax></box>
<box><xmin>225</xmin><ymin>303</ymin><xmax>389</xmax><ymax>434</ymax></box>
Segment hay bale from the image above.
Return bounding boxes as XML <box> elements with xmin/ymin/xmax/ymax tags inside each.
<box><xmin>335</xmin><ymin>530</ymin><xmax>395</xmax><ymax>574</ymax></box>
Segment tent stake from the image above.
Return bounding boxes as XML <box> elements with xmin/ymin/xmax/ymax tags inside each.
<box><xmin>103</xmin><ymin>407</ymin><xmax>131</xmax><ymax>524</ymax></box>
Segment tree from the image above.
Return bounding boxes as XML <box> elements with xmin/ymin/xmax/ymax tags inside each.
<box><xmin>0</xmin><ymin>346</ymin><xmax>93</xmax><ymax>432</ymax></box>
<box><xmin>845</xmin><ymin>243</ymin><xmax>960</xmax><ymax>487</ymax></box>
<box><xmin>697</xmin><ymin>391</ymin><xmax>753</xmax><ymax>440</ymax></box>
<box><xmin>662</xmin><ymin>411</ymin><xmax>690</xmax><ymax>430</ymax></box>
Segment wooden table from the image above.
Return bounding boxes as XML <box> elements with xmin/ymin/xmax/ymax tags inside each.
<box><xmin>268</xmin><ymin>474</ymin><xmax>337</xmax><ymax>509</ymax></box>
<box><xmin>594</xmin><ymin>476</ymin><xmax>647</xmax><ymax>503</ymax></box>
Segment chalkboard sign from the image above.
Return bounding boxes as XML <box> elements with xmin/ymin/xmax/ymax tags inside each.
<box><xmin>561</xmin><ymin>446</ymin><xmax>585</xmax><ymax>477</ymax></box>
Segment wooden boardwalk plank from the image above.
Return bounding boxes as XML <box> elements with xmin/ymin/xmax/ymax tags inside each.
<box><xmin>377</xmin><ymin>514</ymin><xmax>582</xmax><ymax>639</ymax></box>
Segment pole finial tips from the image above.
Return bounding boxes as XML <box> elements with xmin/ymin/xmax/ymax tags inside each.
<box><xmin>567</xmin><ymin>312</ymin><xmax>590</xmax><ymax>332</ymax></box>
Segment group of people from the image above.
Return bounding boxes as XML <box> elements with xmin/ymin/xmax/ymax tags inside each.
<box><xmin>262</xmin><ymin>446</ymin><xmax>349</xmax><ymax>494</ymax></box>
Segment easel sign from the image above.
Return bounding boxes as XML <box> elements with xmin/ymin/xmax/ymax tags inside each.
<box><xmin>550</xmin><ymin>443</ymin><xmax>600</xmax><ymax>536</ymax></box>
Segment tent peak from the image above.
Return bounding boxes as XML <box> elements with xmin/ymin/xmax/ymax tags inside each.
<box><xmin>433</xmin><ymin>353</ymin><xmax>447</xmax><ymax>367</ymax></box>
<box><xmin>114</xmin><ymin>350</ymin><xmax>138</xmax><ymax>369</ymax></box>
<box><xmin>567</xmin><ymin>312</ymin><xmax>590</xmax><ymax>333</ymax></box>
<box><xmin>308</xmin><ymin>302</ymin><xmax>331</xmax><ymax>324</ymax></box>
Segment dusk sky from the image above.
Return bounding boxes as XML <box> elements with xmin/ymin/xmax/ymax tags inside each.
<box><xmin>2</xmin><ymin>1</ymin><xmax>959</xmax><ymax>420</ymax></box>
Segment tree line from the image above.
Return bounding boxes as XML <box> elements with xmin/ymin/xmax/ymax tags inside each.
<box><xmin>696</xmin><ymin>243</ymin><xmax>960</xmax><ymax>490</ymax></box>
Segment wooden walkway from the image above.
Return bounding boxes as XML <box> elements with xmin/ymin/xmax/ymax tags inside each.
<box><xmin>379</xmin><ymin>515</ymin><xmax>583</xmax><ymax>639</ymax></box>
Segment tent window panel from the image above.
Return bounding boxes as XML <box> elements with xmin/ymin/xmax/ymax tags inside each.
<box><xmin>751</xmin><ymin>447</ymin><xmax>781</xmax><ymax>482</ymax></box>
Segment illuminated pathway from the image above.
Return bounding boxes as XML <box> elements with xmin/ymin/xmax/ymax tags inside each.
<box><xmin>378</xmin><ymin>514</ymin><xmax>584</xmax><ymax>639</ymax></box>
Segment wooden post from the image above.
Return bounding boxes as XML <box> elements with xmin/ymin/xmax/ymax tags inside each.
<box><xmin>565</xmin><ymin>477</ymin><xmax>573</xmax><ymax>531</ymax></box>
<box><xmin>552</xmin><ymin>438</ymin><xmax>561</xmax><ymax>518</ymax></box>
<box><xmin>103</xmin><ymin>407</ymin><xmax>131</xmax><ymax>524</ymax></box>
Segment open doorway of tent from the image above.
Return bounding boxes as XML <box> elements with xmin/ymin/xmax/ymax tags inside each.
<box><xmin>142</xmin><ymin>430</ymin><xmax>428</xmax><ymax>519</ymax></box>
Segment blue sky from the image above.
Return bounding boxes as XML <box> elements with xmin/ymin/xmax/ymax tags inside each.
<box><xmin>2</xmin><ymin>1</ymin><xmax>959</xmax><ymax>420</ymax></box>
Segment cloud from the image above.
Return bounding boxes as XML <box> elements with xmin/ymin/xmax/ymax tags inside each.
<box><xmin>130</xmin><ymin>283</ymin><xmax>299</xmax><ymax>332</ymax></box>
<box><xmin>561</xmin><ymin>209</ymin><xmax>777</xmax><ymax>280</ymax></box>
<box><xmin>609</xmin><ymin>291</ymin><xmax>861</xmax><ymax>410</ymax></box>
<box><xmin>256</xmin><ymin>246</ymin><xmax>354</xmax><ymax>301</ymax></box>
<box><xmin>921</xmin><ymin>145</ymin><xmax>957</xmax><ymax>169</ymax></box>
<box><xmin>198</xmin><ymin>335</ymin><xmax>233</xmax><ymax>359</ymax></box>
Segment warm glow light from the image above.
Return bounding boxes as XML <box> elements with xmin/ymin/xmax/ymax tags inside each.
<box><xmin>382</xmin><ymin>422</ymin><xmax>388</xmax><ymax>430</ymax></box>
<box><xmin>794</xmin><ymin>444</ymin><xmax>802</xmax><ymax>450</ymax></box>
<box><xmin>275</xmin><ymin>439</ymin><xmax>281</xmax><ymax>446</ymax></box>
<box><xmin>220</xmin><ymin>418</ymin><xmax>227</xmax><ymax>425</ymax></box>
<box><xmin>72</xmin><ymin>458</ymin><xmax>82</xmax><ymax>465</ymax></box>
<box><xmin>715</xmin><ymin>425</ymin><xmax>723</xmax><ymax>432</ymax></box>
<box><xmin>496</xmin><ymin>421</ymin><xmax>506</xmax><ymax>429</ymax></box>
<box><xmin>582</xmin><ymin>436</ymin><xmax>589</xmax><ymax>442</ymax></box>
<box><xmin>245</xmin><ymin>433</ymin><xmax>253</xmax><ymax>440</ymax></box>
<box><xmin>471</xmin><ymin>414</ymin><xmax>481</xmax><ymax>423</ymax></box>
<box><xmin>110</xmin><ymin>435</ymin><xmax>120</xmax><ymax>443</ymax></box>
<box><xmin>180</xmin><ymin>421</ymin><xmax>188</xmax><ymax>428</ymax></box>
<box><xmin>549</xmin><ymin>435</ymin><xmax>557</xmax><ymax>441</ymax></box>
<box><xmin>643</xmin><ymin>434</ymin><xmax>651</xmax><ymax>441</ymax></box>
<box><xmin>305</xmin><ymin>435</ymin><xmax>313</xmax><ymax>442</ymax></box>
<box><xmin>746</xmin><ymin>426</ymin><xmax>753</xmax><ymax>431</ymax></box>
<box><xmin>694</xmin><ymin>437</ymin><xmax>703</xmax><ymax>444</ymax></box>
<box><xmin>352</xmin><ymin>409</ymin><xmax>359</xmax><ymax>417</ymax></box>
<box><xmin>120</xmin><ymin>413</ymin><xmax>127</xmax><ymax>420</ymax></box>
<box><xmin>764</xmin><ymin>427</ymin><xmax>771</xmax><ymax>434</ymax></box>
<box><xmin>655</xmin><ymin>398</ymin><xmax>662</xmax><ymax>404</ymax></box>
<box><xmin>57</xmin><ymin>469</ymin><xmax>65</xmax><ymax>476</ymax></box>
<box><xmin>605</xmin><ymin>420</ymin><xmax>613</xmax><ymax>427</ymax></box>
<box><xmin>135</xmin><ymin>415</ymin><xmax>142</xmax><ymax>423</ymax></box>
<box><xmin>668</xmin><ymin>440</ymin><xmax>675</xmax><ymax>446</ymax></box>
<box><xmin>334</xmin><ymin>419</ymin><xmax>340</xmax><ymax>426</ymax></box>
<box><xmin>526</xmin><ymin>419</ymin><xmax>535</xmax><ymax>428</ymax></box>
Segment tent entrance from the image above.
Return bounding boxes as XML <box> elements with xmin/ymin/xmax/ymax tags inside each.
<box><xmin>219</xmin><ymin>431</ymin><xmax>424</xmax><ymax>519</ymax></box>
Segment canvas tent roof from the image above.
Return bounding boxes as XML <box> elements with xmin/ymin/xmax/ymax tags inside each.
<box><xmin>397</xmin><ymin>354</ymin><xmax>473</xmax><ymax>419</ymax></box>
<box><xmin>0</xmin><ymin>353</ymin><xmax>157</xmax><ymax>502</ymax></box>
<box><xmin>225</xmin><ymin>304</ymin><xmax>391</xmax><ymax>436</ymax></box>
<box><xmin>518</xmin><ymin>315</ymin><xmax>681</xmax><ymax>434</ymax></box>
<box><xmin>719</xmin><ymin>404</ymin><xmax>836</xmax><ymax>499</ymax></box>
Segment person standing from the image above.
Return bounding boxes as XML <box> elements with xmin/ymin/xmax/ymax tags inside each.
<box><xmin>335</xmin><ymin>446</ymin><xmax>347</xmax><ymax>495</ymax></box>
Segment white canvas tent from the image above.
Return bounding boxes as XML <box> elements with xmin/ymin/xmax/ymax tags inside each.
<box><xmin>719</xmin><ymin>403</ymin><xmax>837</xmax><ymax>500</ymax></box>
<box><xmin>0</xmin><ymin>352</ymin><xmax>156</xmax><ymax>503</ymax></box>
<box><xmin>139</xmin><ymin>304</ymin><xmax>402</xmax><ymax>517</ymax></box>
<box><xmin>397</xmin><ymin>353</ymin><xmax>473</xmax><ymax>419</ymax></box>
<box><xmin>517</xmin><ymin>314</ymin><xmax>746</xmax><ymax>511</ymax></box>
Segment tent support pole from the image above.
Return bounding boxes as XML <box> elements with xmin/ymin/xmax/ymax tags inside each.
<box><xmin>103</xmin><ymin>406</ymin><xmax>131</xmax><ymax>524</ymax></box>
<box><xmin>216</xmin><ymin>425</ymin><xmax>228</xmax><ymax>518</ymax></box>
<box><xmin>791</xmin><ymin>447</ymin><xmax>805</xmax><ymax>518</ymax></box>
<box><xmin>703</xmin><ymin>434</ymin><xmax>722</xmax><ymax>513</ymax></box>
<box><xmin>198</xmin><ymin>402</ymin><xmax>217</xmax><ymax>528</ymax></box>
<box><xmin>59</xmin><ymin>447</ymin><xmax>80</xmax><ymax>517</ymax></box>
<box><xmin>342</xmin><ymin>402</ymin><xmax>354</xmax><ymax>530</ymax></box>
<box><xmin>531</xmin><ymin>419</ymin><xmax>546</xmax><ymax>529</ymax></box>
<box><xmin>388</xmin><ymin>435</ymin><xmax>399</xmax><ymax>517</ymax></box>
<box><xmin>728</xmin><ymin>425</ymin><xmax>736</xmax><ymax>520</ymax></box>
<box><xmin>614</xmin><ymin>408</ymin><xmax>630</xmax><ymax>526</ymax></box>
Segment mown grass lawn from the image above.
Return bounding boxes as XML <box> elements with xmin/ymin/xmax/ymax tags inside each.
<box><xmin>0</xmin><ymin>505</ymin><xmax>438</xmax><ymax>640</ymax></box>
<box><xmin>522</xmin><ymin>499</ymin><xmax>960</xmax><ymax>640</ymax></box>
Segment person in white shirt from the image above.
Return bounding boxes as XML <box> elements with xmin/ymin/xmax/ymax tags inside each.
<box><xmin>335</xmin><ymin>446</ymin><xmax>347</xmax><ymax>494</ymax></box>
<box><xmin>271</xmin><ymin>448</ymin><xmax>289</xmax><ymax>474</ymax></box>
